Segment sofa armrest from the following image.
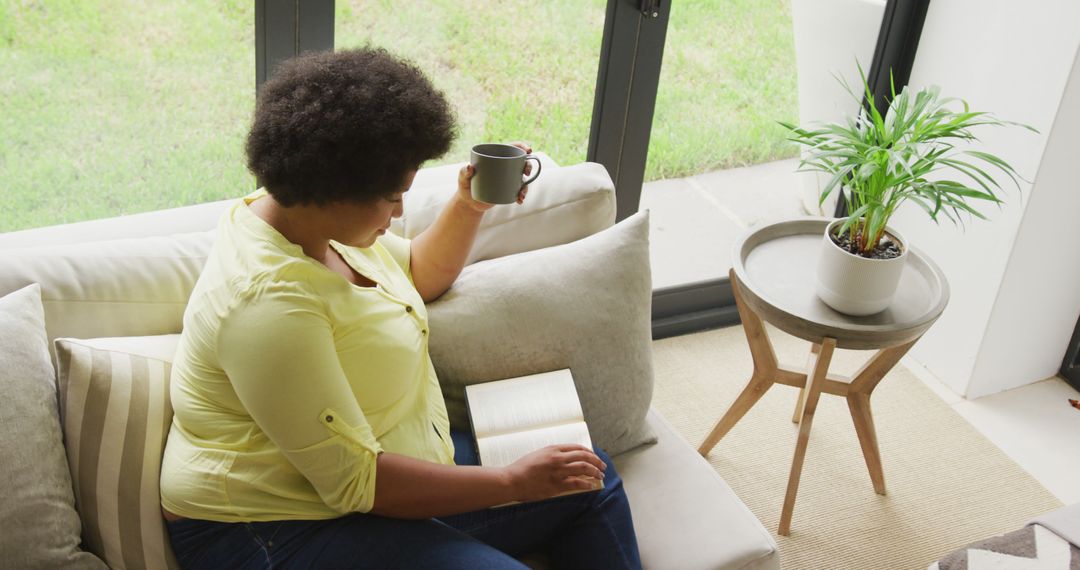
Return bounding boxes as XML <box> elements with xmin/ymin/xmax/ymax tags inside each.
<box><xmin>614</xmin><ymin>409</ymin><xmax>780</xmax><ymax>570</ymax></box>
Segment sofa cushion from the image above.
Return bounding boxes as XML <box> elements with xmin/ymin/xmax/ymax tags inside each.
<box><xmin>0</xmin><ymin>284</ymin><xmax>106</xmax><ymax>569</ymax></box>
<box><xmin>397</xmin><ymin>158</ymin><xmax>617</xmax><ymax>264</ymax></box>
<box><xmin>617</xmin><ymin>410</ymin><xmax>780</xmax><ymax>570</ymax></box>
<box><xmin>428</xmin><ymin>212</ymin><xmax>656</xmax><ymax>456</ymax></box>
<box><xmin>0</xmin><ymin>232</ymin><xmax>215</xmax><ymax>350</ymax></box>
<box><xmin>54</xmin><ymin>334</ymin><xmax>182</xmax><ymax>570</ymax></box>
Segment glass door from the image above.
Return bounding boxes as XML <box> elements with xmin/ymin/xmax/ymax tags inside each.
<box><xmin>640</xmin><ymin>0</ymin><xmax>805</xmax><ymax>289</ymax></box>
<box><xmin>335</xmin><ymin>1</ymin><xmax>607</xmax><ymax>170</ymax></box>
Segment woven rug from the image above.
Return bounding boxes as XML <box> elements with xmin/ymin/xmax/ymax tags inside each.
<box><xmin>651</xmin><ymin>325</ymin><xmax>1063</xmax><ymax>570</ymax></box>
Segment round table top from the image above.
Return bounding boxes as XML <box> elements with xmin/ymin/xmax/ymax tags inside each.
<box><xmin>732</xmin><ymin>217</ymin><xmax>950</xmax><ymax>350</ymax></box>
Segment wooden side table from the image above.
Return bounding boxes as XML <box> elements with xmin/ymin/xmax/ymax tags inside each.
<box><xmin>698</xmin><ymin>218</ymin><xmax>949</xmax><ymax>536</ymax></box>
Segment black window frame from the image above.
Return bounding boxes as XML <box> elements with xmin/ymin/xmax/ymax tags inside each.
<box><xmin>255</xmin><ymin>0</ymin><xmax>335</xmax><ymax>96</ymax></box>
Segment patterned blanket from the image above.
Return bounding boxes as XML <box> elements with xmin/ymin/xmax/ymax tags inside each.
<box><xmin>931</xmin><ymin>504</ymin><xmax>1080</xmax><ymax>569</ymax></box>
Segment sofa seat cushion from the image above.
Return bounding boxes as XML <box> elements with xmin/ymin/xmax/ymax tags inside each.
<box><xmin>428</xmin><ymin>212</ymin><xmax>656</xmax><ymax>456</ymax></box>
<box><xmin>54</xmin><ymin>334</ymin><xmax>182</xmax><ymax>570</ymax></box>
<box><xmin>0</xmin><ymin>284</ymin><xmax>106</xmax><ymax>568</ymax></box>
<box><xmin>617</xmin><ymin>410</ymin><xmax>780</xmax><ymax>570</ymax></box>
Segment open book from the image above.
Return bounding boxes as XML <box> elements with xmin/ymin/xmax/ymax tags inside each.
<box><xmin>466</xmin><ymin>369</ymin><xmax>603</xmax><ymax>505</ymax></box>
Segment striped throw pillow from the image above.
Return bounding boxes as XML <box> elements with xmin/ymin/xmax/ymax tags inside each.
<box><xmin>54</xmin><ymin>335</ymin><xmax>182</xmax><ymax>570</ymax></box>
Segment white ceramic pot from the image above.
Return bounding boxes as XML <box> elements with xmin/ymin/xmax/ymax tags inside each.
<box><xmin>815</xmin><ymin>218</ymin><xmax>908</xmax><ymax>316</ymax></box>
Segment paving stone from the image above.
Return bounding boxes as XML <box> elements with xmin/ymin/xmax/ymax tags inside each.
<box><xmin>689</xmin><ymin>158</ymin><xmax>807</xmax><ymax>228</ymax></box>
<box><xmin>639</xmin><ymin>159</ymin><xmax>808</xmax><ymax>289</ymax></box>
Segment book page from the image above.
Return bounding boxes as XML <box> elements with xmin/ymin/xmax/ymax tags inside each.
<box><xmin>466</xmin><ymin>369</ymin><xmax>584</xmax><ymax>439</ymax></box>
<box><xmin>476</xmin><ymin>421</ymin><xmax>593</xmax><ymax>468</ymax></box>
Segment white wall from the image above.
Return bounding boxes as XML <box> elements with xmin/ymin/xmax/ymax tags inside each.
<box><xmin>969</xmin><ymin>46</ymin><xmax>1080</xmax><ymax>398</ymax></box>
<box><xmin>791</xmin><ymin>0</ymin><xmax>886</xmax><ymax>215</ymax></box>
<box><xmin>894</xmin><ymin>0</ymin><xmax>1080</xmax><ymax>397</ymax></box>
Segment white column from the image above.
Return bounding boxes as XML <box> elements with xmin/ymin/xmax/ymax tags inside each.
<box><xmin>893</xmin><ymin>0</ymin><xmax>1080</xmax><ymax>398</ymax></box>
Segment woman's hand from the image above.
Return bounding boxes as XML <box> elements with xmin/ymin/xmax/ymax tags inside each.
<box><xmin>412</xmin><ymin>141</ymin><xmax>536</xmax><ymax>302</ymax></box>
<box><xmin>502</xmin><ymin>444</ymin><xmax>607</xmax><ymax>503</ymax></box>
<box><xmin>456</xmin><ymin>141</ymin><xmax>534</xmax><ymax>213</ymax></box>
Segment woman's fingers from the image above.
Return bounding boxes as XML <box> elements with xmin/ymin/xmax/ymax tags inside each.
<box><xmin>562</xmin><ymin>449</ymin><xmax>604</xmax><ymax>466</ymax></box>
<box><xmin>557</xmin><ymin>448</ymin><xmax>606</xmax><ymax>471</ymax></box>
<box><xmin>551</xmin><ymin>450</ymin><xmax>606</xmax><ymax>482</ymax></box>
<box><xmin>563</xmin><ymin>476</ymin><xmax>599</xmax><ymax>490</ymax></box>
<box><xmin>458</xmin><ymin>164</ymin><xmax>474</xmax><ymax>189</ymax></box>
<box><xmin>511</xmin><ymin>142</ymin><xmax>533</xmax><ymax>205</ymax></box>
<box><xmin>560</xmin><ymin>460</ymin><xmax>605</xmax><ymax>480</ymax></box>
<box><xmin>518</xmin><ymin>158</ymin><xmax>532</xmax><ymax>204</ymax></box>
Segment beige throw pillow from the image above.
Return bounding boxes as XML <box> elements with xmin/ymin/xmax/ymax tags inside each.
<box><xmin>0</xmin><ymin>284</ymin><xmax>106</xmax><ymax>569</ymax></box>
<box><xmin>54</xmin><ymin>334</ymin><xmax>182</xmax><ymax>570</ymax></box>
<box><xmin>427</xmin><ymin>212</ymin><xmax>656</xmax><ymax>456</ymax></box>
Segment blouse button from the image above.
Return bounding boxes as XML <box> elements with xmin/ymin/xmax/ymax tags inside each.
<box><xmin>405</xmin><ymin>305</ymin><xmax>414</xmax><ymax>313</ymax></box>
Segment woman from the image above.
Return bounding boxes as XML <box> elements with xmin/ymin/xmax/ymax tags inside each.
<box><xmin>160</xmin><ymin>47</ymin><xmax>642</xmax><ymax>569</ymax></box>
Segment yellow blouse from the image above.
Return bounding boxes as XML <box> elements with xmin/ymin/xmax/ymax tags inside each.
<box><xmin>160</xmin><ymin>190</ymin><xmax>454</xmax><ymax>522</ymax></box>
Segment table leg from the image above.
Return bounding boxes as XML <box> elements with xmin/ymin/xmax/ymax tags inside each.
<box><xmin>730</xmin><ymin>268</ymin><xmax>779</xmax><ymax>375</ymax></box>
<box><xmin>698</xmin><ymin>372</ymin><xmax>774</xmax><ymax>456</ymax></box>
<box><xmin>791</xmin><ymin>343</ymin><xmax>821</xmax><ymax>423</ymax></box>
<box><xmin>847</xmin><ymin>394</ymin><xmax>884</xmax><ymax>494</ymax></box>
<box><xmin>778</xmin><ymin>337</ymin><xmax>836</xmax><ymax>536</ymax></box>
<box><xmin>698</xmin><ymin>271</ymin><xmax>779</xmax><ymax>456</ymax></box>
<box><xmin>845</xmin><ymin>339</ymin><xmax>918</xmax><ymax>495</ymax></box>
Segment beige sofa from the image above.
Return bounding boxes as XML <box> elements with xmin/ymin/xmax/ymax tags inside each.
<box><xmin>0</xmin><ymin>155</ymin><xmax>778</xmax><ymax>569</ymax></box>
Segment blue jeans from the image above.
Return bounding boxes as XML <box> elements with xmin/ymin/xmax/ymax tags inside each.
<box><xmin>167</xmin><ymin>431</ymin><xmax>641</xmax><ymax>569</ymax></box>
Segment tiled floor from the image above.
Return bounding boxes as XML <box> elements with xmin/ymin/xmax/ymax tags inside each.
<box><xmin>904</xmin><ymin>359</ymin><xmax>1080</xmax><ymax>505</ymax></box>
<box><xmin>644</xmin><ymin>159</ymin><xmax>1080</xmax><ymax>507</ymax></box>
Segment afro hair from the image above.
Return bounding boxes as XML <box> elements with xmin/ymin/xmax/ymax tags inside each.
<box><xmin>246</xmin><ymin>47</ymin><xmax>457</xmax><ymax>207</ymax></box>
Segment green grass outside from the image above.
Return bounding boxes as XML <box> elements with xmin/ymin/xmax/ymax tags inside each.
<box><xmin>0</xmin><ymin>0</ymin><xmax>255</xmax><ymax>232</ymax></box>
<box><xmin>0</xmin><ymin>0</ymin><xmax>797</xmax><ymax>233</ymax></box>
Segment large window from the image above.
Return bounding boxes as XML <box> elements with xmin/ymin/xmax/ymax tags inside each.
<box><xmin>639</xmin><ymin>0</ymin><xmax>803</xmax><ymax>289</ymax></box>
<box><xmin>0</xmin><ymin>1</ymin><xmax>254</xmax><ymax>232</ymax></box>
<box><xmin>646</xmin><ymin>1</ymin><xmax>798</xmax><ymax>182</ymax></box>
<box><xmin>334</xmin><ymin>0</ymin><xmax>606</xmax><ymax>168</ymax></box>
<box><xmin>3</xmin><ymin>1</ymin><xmax>915</xmax><ymax>336</ymax></box>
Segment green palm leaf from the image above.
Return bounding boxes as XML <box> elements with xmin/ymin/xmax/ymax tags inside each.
<box><xmin>777</xmin><ymin>65</ymin><xmax>1036</xmax><ymax>257</ymax></box>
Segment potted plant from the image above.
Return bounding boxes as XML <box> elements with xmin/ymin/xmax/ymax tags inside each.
<box><xmin>779</xmin><ymin>68</ymin><xmax>1035</xmax><ymax>316</ymax></box>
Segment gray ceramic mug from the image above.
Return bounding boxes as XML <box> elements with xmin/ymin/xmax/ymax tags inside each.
<box><xmin>469</xmin><ymin>143</ymin><xmax>542</xmax><ymax>204</ymax></box>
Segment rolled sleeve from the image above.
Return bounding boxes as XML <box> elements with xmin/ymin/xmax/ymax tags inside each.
<box><xmin>218</xmin><ymin>290</ymin><xmax>384</xmax><ymax>514</ymax></box>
